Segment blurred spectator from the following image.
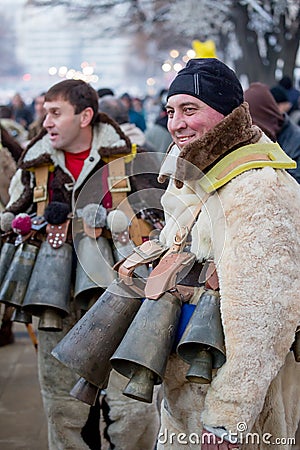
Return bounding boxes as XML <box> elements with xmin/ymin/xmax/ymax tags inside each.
<box><xmin>0</xmin><ymin>123</ymin><xmax>23</xmax><ymax>208</ymax></box>
<box><xmin>0</xmin><ymin>105</ymin><xmax>28</xmax><ymax>148</ymax></box>
<box><xmin>120</xmin><ymin>92</ymin><xmax>147</xmax><ymax>131</ymax></box>
<box><xmin>245</xmin><ymin>82</ymin><xmax>300</xmax><ymax>184</ymax></box>
<box><xmin>132</xmin><ymin>97</ymin><xmax>144</xmax><ymax>113</ymax></box>
<box><xmin>10</xmin><ymin>92</ymin><xmax>33</xmax><ymax>130</ymax></box>
<box><xmin>99</xmin><ymin>96</ymin><xmax>153</xmax><ymax>150</ymax></box>
<box><xmin>275</xmin><ymin>77</ymin><xmax>300</xmax><ymax>127</ymax></box>
<box><xmin>289</xmin><ymin>108</ymin><xmax>300</xmax><ymax>127</ymax></box>
<box><xmin>97</xmin><ymin>87</ymin><xmax>114</xmax><ymax>98</ymax></box>
<box><xmin>28</xmin><ymin>92</ymin><xmax>46</xmax><ymax>140</ymax></box>
<box><xmin>0</xmin><ymin>123</ymin><xmax>23</xmax><ymax>346</ymax></box>
<box><xmin>278</xmin><ymin>75</ymin><xmax>300</xmax><ymax>114</ymax></box>
<box><xmin>270</xmin><ymin>85</ymin><xmax>292</xmax><ymax>114</ymax></box>
<box><xmin>145</xmin><ymin>88</ymin><xmax>172</xmax><ymax>153</ymax></box>
<box><xmin>132</xmin><ymin>96</ymin><xmax>148</xmax><ymax>126</ymax></box>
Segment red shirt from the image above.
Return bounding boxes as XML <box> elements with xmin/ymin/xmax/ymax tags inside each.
<box><xmin>63</xmin><ymin>149</ymin><xmax>113</xmax><ymax>209</ymax></box>
<box><xmin>64</xmin><ymin>148</ymin><xmax>91</xmax><ymax>181</ymax></box>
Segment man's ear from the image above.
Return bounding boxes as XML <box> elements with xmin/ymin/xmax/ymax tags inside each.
<box><xmin>80</xmin><ymin>107</ymin><xmax>94</xmax><ymax>127</ymax></box>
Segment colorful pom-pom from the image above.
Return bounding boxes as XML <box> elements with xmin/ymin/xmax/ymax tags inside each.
<box><xmin>11</xmin><ymin>213</ymin><xmax>32</xmax><ymax>235</ymax></box>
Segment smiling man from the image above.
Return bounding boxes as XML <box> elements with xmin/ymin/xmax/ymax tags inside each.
<box><xmin>155</xmin><ymin>58</ymin><xmax>300</xmax><ymax>449</ymax></box>
<box><xmin>166</xmin><ymin>95</ymin><xmax>224</xmax><ymax>148</ymax></box>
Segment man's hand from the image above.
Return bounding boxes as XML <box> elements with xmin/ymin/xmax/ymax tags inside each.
<box><xmin>201</xmin><ymin>429</ymin><xmax>240</xmax><ymax>450</ymax></box>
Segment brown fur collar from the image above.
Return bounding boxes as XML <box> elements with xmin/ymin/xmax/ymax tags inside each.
<box><xmin>93</xmin><ymin>112</ymin><xmax>132</xmax><ymax>157</ymax></box>
<box><xmin>20</xmin><ymin>112</ymin><xmax>131</xmax><ymax>170</ymax></box>
<box><xmin>173</xmin><ymin>102</ymin><xmax>262</xmax><ymax>188</ymax></box>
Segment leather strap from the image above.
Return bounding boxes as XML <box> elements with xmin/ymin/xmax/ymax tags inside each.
<box><xmin>141</xmin><ymin>193</ymin><xmax>212</xmax><ymax>300</ymax></box>
<box><xmin>164</xmin><ymin>192</ymin><xmax>211</xmax><ymax>257</ymax></box>
<box><xmin>46</xmin><ymin>220</ymin><xmax>70</xmax><ymax>249</ymax></box>
<box><xmin>199</xmin><ymin>260</ymin><xmax>219</xmax><ymax>290</ymax></box>
<box><xmin>117</xmin><ymin>239</ymin><xmax>167</xmax><ymax>285</ymax></box>
<box><xmin>107</xmin><ymin>151</ymin><xmax>152</xmax><ymax>246</ymax></box>
<box><xmin>170</xmin><ymin>284</ymin><xmax>195</xmax><ymax>302</ymax></box>
<box><xmin>107</xmin><ymin>157</ymin><xmax>131</xmax><ymax>209</ymax></box>
<box><xmin>33</xmin><ymin>165</ymin><xmax>50</xmax><ymax>216</ymax></box>
<box><xmin>145</xmin><ymin>252</ymin><xmax>196</xmax><ymax>300</ymax></box>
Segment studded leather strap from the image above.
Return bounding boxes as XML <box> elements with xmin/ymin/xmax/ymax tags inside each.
<box><xmin>46</xmin><ymin>220</ymin><xmax>70</xmax><ymax>249</ymax></box>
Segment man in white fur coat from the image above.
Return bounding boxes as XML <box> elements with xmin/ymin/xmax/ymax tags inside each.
<box><xmin>155</xmin><ymin>58</ymin><xmax>300</xmax><ymax>449</ymax></box>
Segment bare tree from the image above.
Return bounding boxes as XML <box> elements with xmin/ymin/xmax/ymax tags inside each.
<box><xmin>231</xmin><ymin>1</ymin><xmax>300</xmax><ymax>85</ymax></box>
<box><xmin>25</xmin><ymin>0</ymin><xmax>300</xmax><ymax>86</ymax></box>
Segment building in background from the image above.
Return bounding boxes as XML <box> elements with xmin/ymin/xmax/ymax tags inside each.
<box><xmin>0</xmin><ymin>0</ymin><xmax>138</xmax><ymax>102</ymax></box>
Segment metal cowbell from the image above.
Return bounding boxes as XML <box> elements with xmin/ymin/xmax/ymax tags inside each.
<box><xmin>51</xmin><ymin>279</ymin><xmax>142</xmax><ymax>388</ymax></box>
<box><xmin>22</xmin><ymin>240</ymin><xmax>72</xmax><ymax>331</ymax></box>
<box><xmin>0</xmin><ymin>243</ymin><xmax>39</xmax><ymax>308</ymax></box>
<box><xmin>70</xmin><ymin>377</ymin><xmax>100</xmax><ymax>406</ymax></box>
<box><xmin>11</xmin><ymin>307</ymin><xmax>32</xmax><ymax>324</ymax></box>
<box><xmin>177</xmin><ymin>289</ymin><xmax>226</xmax><ymax>384</ymax></box>
<box><xmin>110</xmin><ymin>292</ymin><xmax>181</xmax><ymax>403</ymax></box>
<box><xmin>74</xmin><ymin>235</ymin><xmax>116</xmax><ymax>312</ymax></box>
<box><xmin>0</xmin><ymin>241</ymin><xmax>16</xmax><ymax>287</ymax></box>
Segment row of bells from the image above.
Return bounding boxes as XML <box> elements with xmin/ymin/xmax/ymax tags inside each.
<box><xmin>54</xmin><ymin>277</ymin><xmax>300</xmax><ymax>407</ymax></box>
<box><xmin>52</xmin><ymin>282</ymin><xmax>227</xmax><ymax>406</ymax></box>
<box><xmin>0</xmin><ymin>240</ymin><xmax>74</xmax><ymax>329</ymax></box>
<box><xmin>0</xmin><ymin>234</ymin><xmax>126</xmax><ymax>330</ymax></box>
<box><xmin>0</xmin><ymin>234</ymin><xmax>227</xmax><ymax>406</ymax></box>
<box><xmin>1</xmin><ymin>236</ymin><xmax>299</xmax><ymax>407</ymax></box>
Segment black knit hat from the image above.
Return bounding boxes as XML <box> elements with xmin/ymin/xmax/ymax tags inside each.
<box><xmin>167</xmin><ymin>58</ymin><xmax>244</xmax><ymax>116</ymax></box>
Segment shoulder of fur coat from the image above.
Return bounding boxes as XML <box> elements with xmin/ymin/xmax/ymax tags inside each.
<box><xmin>0</xmin><ymin>146</ymin><xmax>17</xmax><ymax>206</ymax></box>
<box><xmin>160</xmin><ymin>134</ymin><xmax>300</xmax><ymax>435</ymax></box>
<box><xmin>201</xmin><ymin>164</ymin><xmax>300</xmax><ymax>435</ymax></box>
<box><xmin>6</xmin><ymin>113</ymin><xmax>132</xmax><ymax>211</ymax></box>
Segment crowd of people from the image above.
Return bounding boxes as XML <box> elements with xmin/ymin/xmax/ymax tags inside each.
<box><xmin>0</xmin><ymin>59</ymin><xmax>299</xmax><ymax>450</ymax></box>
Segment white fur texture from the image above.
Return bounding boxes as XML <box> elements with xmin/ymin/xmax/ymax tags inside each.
<box><xmin>202</xmin><ymin>167</ymin><xmax>300</xmax><ymax>434</ymax></box>
<box><xmin>159</xmin><ymin>137</ymin><xmax>300</xmax><ymax>445</ymax></box>
<box><xmin>7</xmin><ymin>169</ymin><xmax>27</xmax><ymax>208</ymax></box>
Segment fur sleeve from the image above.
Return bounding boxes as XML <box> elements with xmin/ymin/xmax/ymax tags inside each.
<box><xmin>6</xmin><ymin>168</ymin><xmax>33</xmax><ymax>213</ymax></box>
<box><xmin>201</xmin><ymin>167</ymin><xmax>300</xmax><ymax>434</ymax></box>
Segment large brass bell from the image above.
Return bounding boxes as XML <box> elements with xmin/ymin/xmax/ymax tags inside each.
<box><xmin>74</xmin><ymin>235</ymin><xmax>116</xmax><ymax>312</ymax></box>
<box><xmin>51</xmin><ymin>279</ymin><xmax>142</xmax><ymax>388</ymax></box>
<box><xmin>70</xmin><ymin>377</ymin><xmax>100</xmax><ymax>406</ymax></box>
<box><xmin>177</xmin><ymin>289</ymin><xmax>226</xmax><ymax>384</ymax></box>
<box><xmin>0</xmin><ymin>243</ymin><xmax>39</xmax><ymax>308</ymax></box>
<box><xmin>110</xmin><ymin>292</ymin><xmax>181</xmax><ymax>403</ymax></box>
<box><xmin>0</xmin><ymin>241</ymin><xmax>16</xmax><ymax>286</ymax></box>
<box><xmin>22</xmin><ymin>240</ymin><xmax>72</xmax><ymax>331</ymax></box>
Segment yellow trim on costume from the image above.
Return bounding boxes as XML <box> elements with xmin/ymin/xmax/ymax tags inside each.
<box><xmin>27</xmin><ymin>164</ymin><xmax>55</xmax><ymax>173</ymax></box>
<box><xmin>102</xmin><ymin>143</ymin><xmax>137</xmax><ymax>164</ymax></box>
<box><xmin>199</xmin><ymin>143</ymin><xmax>296</xmax><ymax>193</ymax></box>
